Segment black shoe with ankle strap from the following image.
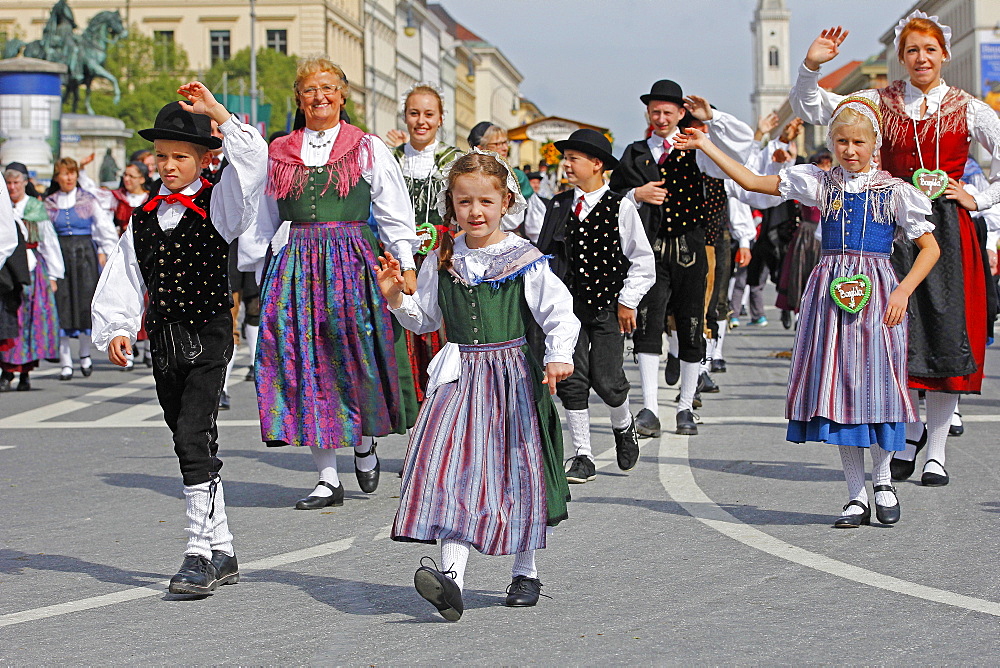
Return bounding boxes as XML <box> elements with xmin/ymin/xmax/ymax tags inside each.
<box><xmin>834</xmin><ymin>500</ymin><xmax>871</xmax><ymax>528</ymax></box>
<box><xmin>294</xmin><ymin>480</ymin><xmax>344</xmax><ymax>509</ymax></box>
<box><xmin>355</xmin><ymin>441</ymin><xmax>380</xmax><ymax>493</ymax></box>
<box><xmin>920</xmin><ymin>459</ymin><xmax>949</xmax><ymax>487</ymax></box>
<box><xmin>873</xmin><ymin>484</ymin><xmax>900</xmax><ymax>524</ymax></box>
<box><xmin>890</xmin><ymin>423</ymin><xmax>926</xmax><ymax>481</ymax></box>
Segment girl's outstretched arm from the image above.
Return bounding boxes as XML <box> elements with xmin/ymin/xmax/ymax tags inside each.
<box><xmin>884</xmin><ymin>232</ymin><xmax>940</xmax><ymax>326</ymax></box>
<box><xmin>674</xmin><ymin>127</ymin><xmax>782</xmax><ymax>196</ymax></box>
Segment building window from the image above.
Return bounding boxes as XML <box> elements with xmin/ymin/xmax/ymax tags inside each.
<box><xmin>210</xmin><ymin>30</ymin><xmax>231</xmax><ymax>64</ymax></box>
<box><xmin>153</xmin><ymin>31</ymin><xmax>175</xmax><ymax>70</ymax></box>
<box><xmin>768</xmin><ymin>46</ymin><xmax>779</xmax><ymax>68</ymax></box>
<box><xmin>0</xmin><ymin>97</ymin><xmax>19</xmax><ymax>130</ymax></box>
<box><xmin>266</xmin><ymin>29</ymin><xmax>287</xmax><ymax>54</ymax></box>
<box><xmin>30</xmin><ymin>98</ymin><xmax>50</xmax><ymax>133</ymax></box>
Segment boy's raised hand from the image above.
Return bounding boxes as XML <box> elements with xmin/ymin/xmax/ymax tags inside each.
<box><xmin>177</xmin><ymin>81</ymin><xmax>230</xmax><ymax>125</ymax></box>
<box><xmin>804</xmin><ymin>27</ymin><xmax>848</xmax><ymax>71</ymax></box>
<box><xmin>108</xmin><ymin>335</ymin><xmax>133</xmax><ymax>367</ymax></box>
<box><xmin>684</xmin><ymin>95</ymin><xmax>713</xmax><ymax>122</ymax></box>
<box><xmin>375</xmin><ymin>252</ymin><xmax>407</xmax><ymax>308</ymax></box>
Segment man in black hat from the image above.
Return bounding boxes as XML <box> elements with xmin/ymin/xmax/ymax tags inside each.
<box><xmin>534</xmin><ymin>129</ymin><xmax>654</xmax><ymax>483</ymax></box>
<box><xmin>92</xmin><ymin>81</ymin><xmax>268</xmax><ymax>596</ymax></box>
<box><xmin>610</xmin><ymin>80</ymin><xmax>753</xmax><ymax>437</ymax></box>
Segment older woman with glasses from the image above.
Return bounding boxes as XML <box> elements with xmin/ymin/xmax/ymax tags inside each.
<box><xmin>242</xmin><ymin>57</ymin><xmax>418</xmax><ymax>509</ymax></box>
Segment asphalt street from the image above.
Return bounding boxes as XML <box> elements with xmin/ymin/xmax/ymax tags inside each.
<box><xmin>1</xmin><ymin>302</ymin><xmax>999</xmax><ymax>665</ymax></box>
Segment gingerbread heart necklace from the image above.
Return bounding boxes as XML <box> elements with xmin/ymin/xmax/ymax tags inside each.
<box><xmin>911</xmin><ymin>114</ymin><xmax>947</xmax><ymax>199</ymax></box>
<box><xmin>829</xmin><ymin>174</ymin><xmax>873</xmax><ymax>314</ymax></box>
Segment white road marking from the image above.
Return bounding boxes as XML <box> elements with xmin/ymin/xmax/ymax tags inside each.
<box><xmin>0</xmin><ymin>537</ymin><xmax>354</xmax><ymax>628</ymax></box>
<box><xmin>0</xmin><ymin>375</ymin><xmax>155</xmax><ymax>428</ymax></box>
<box><xmin>657</xmin><ymin>433</ymin><xmax>1000</xmax><ymax>617</ymax></box>
<box><xmin>0</xmin><ymin>446</ymin><xmax>15</xmax><ymax>451</ymax></box>
<box><xmin>372</xmin><ymin>524</ymin><xmax>393</xmax><ymax>541</ymax></box>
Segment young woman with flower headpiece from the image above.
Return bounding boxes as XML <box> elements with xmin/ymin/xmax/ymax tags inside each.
<box><xmin>791</xmin><ymin>12</ymin><xmax>1000</xmax><ymax>488</ymax></box>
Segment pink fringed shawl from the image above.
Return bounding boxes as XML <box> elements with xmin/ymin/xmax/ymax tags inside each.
<box><xmin>266</xmin><ymin>121</ymin><xmax>373</xmax><ymax>200</ymax></box>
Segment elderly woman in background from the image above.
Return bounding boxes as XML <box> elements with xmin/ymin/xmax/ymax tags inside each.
<box><xmin>242</xmin><ymin>57</ymin><xmax>418</xmax><ymax>509</ymax></box>
<box><xmin>43</xmin><ymin>157</ymin><xmax>117</xmax><ymax>381</ymax></box>
<box><xmin>0</xmin><ymin>163</ymin><xmax>63</xmax><ymax>391</ymax></box>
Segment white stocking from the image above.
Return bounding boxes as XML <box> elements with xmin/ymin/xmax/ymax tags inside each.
<box><xmin>441</xmin><ymin>539</ymin><xmax>470</xmax><ymax>590</ymax></box>
<box><xmin>714</xmin><ymin>320</ymin><xmax>727</xmax><ymax>359</ymax></box>
<box><xmin>839</xmin><ymin>445</ymin><xmax>867</xmax><ymax>514</ymax></box>
<box><xmin>512</xmin><ymin>549</ymin><xmax>538</xmax><ymax>579</ymax></box>
<box><xmin>354</xmin><ymin>438</ymin><xmax>377</xmax><ymax>472</ymax></box>
<box><xmin>209</xmin><ymin>478</ymin><xmax>234</xmax><ymax>556</ymax></box>
<box><xmin>676</xmin><ymin>361</ymin><xmax>700</xmax><ymax>413</ymax></box>
<box><xmin>309</xmin><ymin>445</ymin><xmax>340</xmax><ymax>495</ymax></box>
<box><xmin>222</xmin><ymin>352</ymin><xmax>237</xmax><ymax>393</ymax></box>
<box><xmin>637</xmin><ymin>353</ymin><xmax>660</xmax><ymax>415</ymax></box>
<box><xmin>898</xmin><ymin>390</ymin><xmax>924</xmax><ymax>462</ymax></box>
<box><xmin>869</xmin><ymin>445</ymin><xmax>894</xmax><ymax>506</ymax></box>
<box><xmin>565</xmin><ymin>409</ymin><xmax>592</xmax><ymax>460</ymax></box>
<box><xmin>667</xmin><ymin>330</ymin><xmax>679</xmax><ymax>358</ymax></box>
<box><xmin>78</xmin><ymin>334</ymin><xmax>92</xmax><ymax>362</ymax></box>
<box><xmin>245</xmin><ymin>324</ymin><xmax>259</xmax><ymax>363</ymax></box>
<box><xmin>183</xmin><ymin>481</ymin><xmax>214</xmax><ymax>559</ymax></box>
<box><xmin>608</xmin><ymin>400</ymin><xmax>631</xmax><ymax>431</ymax></box>
<box><xmin>924</xmin><ymin>391</ymin><xmax>958</xmax><ymax>475</ymax></box>
<box><xmin>59</xmin><ymin>336</ymin><xmax>73</xmax><ymax>369</ymax></box>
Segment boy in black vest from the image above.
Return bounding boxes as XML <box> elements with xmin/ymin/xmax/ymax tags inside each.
<box><xmin>535</xmin><ymin>129</ymin><xmax>654</xmax><ymax>483</ymax></box>
<box><xmin>92</xmin><ymin>82</ymin><xmax>267</xmax><ymax>595</ymax></box>
<box><xmin>609</xmin><ymin>80</ymin><xmax>752</xmax><ymax>437</ymax></box>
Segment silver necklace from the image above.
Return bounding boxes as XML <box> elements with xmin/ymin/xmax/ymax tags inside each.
<box><xmin>307</xmin><ymin>129</ymin><xmax>334</xmax><ymax>150</ymax></box>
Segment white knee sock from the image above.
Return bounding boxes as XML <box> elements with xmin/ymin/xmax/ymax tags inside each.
<box><xmin>441</xmin><ymin>539</ymin><xmax>470</xmax><ymax>590</ymax></box>
<box><xmin>512</xmin><ymin>549</ymin><xmax>538</xmax><ymax>579</ymax></box>
<box><xmin>869</xmin><ymin>445</ymin><xmax>895</xmax><ymax>506</ymax></box>
<box><xmin>222</xmin><ymin>353</ymin><xmax>237</xmax><ymax>393</ymax></box>
<box><xmin>839</xmin><ymin>445</ymin><xmax>868</xmax><ymax>514</ymax></box>
<box><xmin>700</xmin><ymin>337</ymin><xmax>714</xmax><ymax>373</ymax></box>
<box><xmin>78</xmin><ymin>334</ymin><xmax>92</xmax><ymax>362</ymax></box>
<box><xmin>565</xmin><ymin>408</ymin><xmax>592</xmax><ymax>460</ymax></box>
<box><xmin>209</xmin><ymin>478</ymin><xmax>235</xmax><ymax>557</ymax></box>
<box><xmin>59</xmin><ymin>336</ymin><xmax>72</xmax><ymax>369</ymax></box>
<box><xmin>637</xmin><ymin>353</ymin><xmax>660</xmax><ymax>415</ymax></box>
<box><xmin>354</xmin><ymin>438</ymin><xmax>377</xmax><ymax>472</ymax></box>
<box><xmin>924</xmin><ymin>391</ymin><xmax>958</xmax><ymax>475</ymax></box>
<box><xmin>714</xmin><ymin>321</ymin><xmax>727</xmax><ymax>359</ymax></box>
<box><xmin>608</xmin><ymin>400</ymin><xmax>631</xmax><ymax>431</ymax></box>
<box><xmin>310</xmin><ymin>445</ymin><xmax>340</xmax><ymax>495</ymax></box>
<box><xmin>667</xmin><ymin>331</ymin><xmax>679</xmax><ymax>358</ymax></box>
<box><xmin>676</xmin><ymin>361</ymin><xmax>700</xmax><ymax>413</ymax></box>
<box><xmin>898</xmin><ymin>390</ymin><xmax>925</xmax><ymax>462</ymax></box>
<box><xmin>183</xmin><ymin>481</ymin><xmax>215</xmax><ymax>559</ymax></box>
<box><xmin>245</xmin><ymin>324</ymin><xmax>259</xmax><ymax>364</ymax></box>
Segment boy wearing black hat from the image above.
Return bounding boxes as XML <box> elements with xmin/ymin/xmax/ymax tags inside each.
<box><xmin>609</xmin><ymin>81</ymin><xmax>753</xmax><ymax>437</ymax></box>
<box><xmin>534</xmin><ymin>129</ymin><xmax>654</xmax><ymax>483</ymax></box>
<box><xmin>91</xmin><ymin>82</ymin><xmax>267</xmax><ymax>595</ymax></box>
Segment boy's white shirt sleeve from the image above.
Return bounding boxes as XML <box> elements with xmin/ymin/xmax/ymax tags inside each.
<box><xmin>0</xmin><ymin>186</ymin><xmax>16</xmax><ymax>265</ymax></box>
<box><xmin>37</xmin><ymin>218</ymin><xmax>65</xmax><ymax>279</ymax></box>
<box><xmin>724</xmin><ymin>180</ymin><xmax>758</xmax><ymax>248</ymax></box>
<box><xmin>967</xmin><ymin>183</ymin><xmax>1000</xmax><ymax>249</ymax></box>
<box><xmin>698</xmin><ymin>110</ymin><xmax>755</xmax><ymax>179</ymax></box>
<box><xmin>210</xmin><ymin>114</ymin><xmax>269</xmax><ymax>243</ymax></box>
<box><xmin>968</xmin><ymin>99</ymin><xmax>1000</xmax><ymax>211</ymax></box>
<box><xmin>523</xmin><ymin>258</ymin><xmax>580</xmax><ymax>365</ymax></box>
<box><xmin>521</xmin><ymin>194</ymin><xmax>547</xmax><ymax>244</ymax></box>
<box><xmin>90</xmin><ymin>225</ymin><xmax>147</xmax><ymax>350</ymax></box>
<box><xmin>617</xmin><ymin>197</ymin><xmax>655</xmax><ymax>309</ymax></box>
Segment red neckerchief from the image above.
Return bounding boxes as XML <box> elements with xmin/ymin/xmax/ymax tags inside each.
<box><xmin>142</xmin><ymin>178</ymin><xmax>210</xmax><ymax>219</ymax></box>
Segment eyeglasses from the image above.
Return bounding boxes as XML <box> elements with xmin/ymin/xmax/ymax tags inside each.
<box><xmin>300</xmin><ymin>84</ymin><xmax>343</xmax><ymax>98</ymax></box>
<box><xmin>485</xmin><ymin>140</ymin><xmax>509</xmax><ymax>149</ymax></box>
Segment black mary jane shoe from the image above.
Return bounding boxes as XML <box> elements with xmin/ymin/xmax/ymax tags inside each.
<box><xmin>211</xmin><ymin>550</ymin><xmax>240</xmax><ymax>586</ymax></box>
<box><xmin>16</xmin><ymin>374</ymin><xmax>31</xmax><ymax>392</ymax></box>
<box><xmin>890</xmin><ymin>423</ymin><xmax>926</xmax><ymax>481</ymax></box>
<box><xmin>920</xmin><ymin>459</ymin><xmax>949</xmax><ymax>487</ymax></box>
<box><xmin>58</xmin><ymin>367</ymin><xmax>73</xmax><ymax>381</ymax></box>
<box><xmin>949</xmin><ymin>412</ymin><xmax>964</xmax><ymax>437</ymax></box>
<box><xmin>294</xmin><ymin>481</ymin><xmax>345</xmax><ymax>509</ymax></box>
<box><xmin>80</xmin><ymin>356</ymin><xmax>93</xmax><ymax>377</ymax></box>
<box><xmin>613</xmin><ymin>416</ymin><xmax>640</xmax><ymax>471</ymax></box>
<box><xmin>168</xmin><ymin>554</ymin><xmax>219</xmax><ymax>595</ymax></box>
<box><xmin>505</xmin><ymin>575</ymin><xmax>546</xmax><ymax>607</ymax></box>
<box><xmin>873</xmin><ymin>484</ymin><xmax>900</xmax><ymax>524</ymax></box>
<box><xmin>354</xmin><ymin>441</ymin><xmax>380</xmax><ymax>494</ymax></box>
<box><xmin>414</xmin><ymin>557</ymin><xmax>463</xmax><ymax>621</ymax></box>
<box><xmin>834</xmin><ymin>500</ymin><xmax>871</xmax><ymax>528</ymax></box>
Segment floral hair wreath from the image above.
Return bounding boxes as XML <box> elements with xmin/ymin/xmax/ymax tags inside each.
<box><xmin>893</xmin><ymin>9</ymin><xmax>952</xmax><ymax>62</ymax></box>
<box><xmin>434</xmin><ymin>148</ymin><xmax>528</xmax><ymax>221</ymax></box>
<box><xmin>827</xmin><ymin>96</ymin><xmax>884</xmax><ymax>152</ymax></box>
<box><xmin>399</xmin><ymin>81</ymin><xmax>448</xmax><ymax>118</ymax></box>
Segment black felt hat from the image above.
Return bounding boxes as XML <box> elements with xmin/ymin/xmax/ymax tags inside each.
<box><xmin>138</xmin><ymin>102</ymin><xmax>222</xmax><ymax>149</ymax></box>
<box><xmin>554</xmin><ymin>128</ymin><xmax>618</xmax><ymax>170</ymax></box>
<box><xmin>468</xmin><ymin>120</ymin><xmax>494</xmax><ymax>148</ymax></box>
<box><xmin>640</xmin><ymin>79</ymin><xmax>685</xmax><ymax>107</ymax></box>
<box><xmin>4</xmin><ymin>162</ymin><xmax>29</xmax><ymax>178</ymax></box>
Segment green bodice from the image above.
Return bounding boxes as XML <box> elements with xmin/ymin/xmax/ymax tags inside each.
<box><xmin>277</xmin><ymin>170</ymin><xmax>372</xmax><ymax>222</ymax></box>
<box><xmin>437</xmin><ymin>269</ymin><xmax>533</xmax><ymax>345</ymax></box>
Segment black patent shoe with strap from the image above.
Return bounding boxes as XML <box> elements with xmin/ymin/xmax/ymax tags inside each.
<box><xmin>355</xmin><ymin>441</ymin><xmax>380</xmax><ymax>494</ymax></box>
<box><xmin>920</xmin><ymin>459</ymin><xmax>949</xmax><ymax>487</ymax></box>
<box><xmin>294</xmin><ymin>480</ymin><xmax>344</xmax><ymax>509</ymax></box>
<box><xmin>890</xmin><ymin>423</ymin><xmax>926</xmax><ymax>481</ymax></box>
<box><xmin>834</xmin><ymin>500</ymin><xmax>871</xmax><ymax>528</ymax></box>
<box><xmin>873</xmin><ymin>484</ymin><xmax>900</xmax><ymax>524</ymax></box>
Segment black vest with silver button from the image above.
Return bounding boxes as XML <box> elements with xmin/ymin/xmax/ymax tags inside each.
<box><xmin>657</xmin><ymin>148</ymin><xmax>706</xmax><ymax>239</ymax></box>
<box><xmin>566</xmin><ymin>191</ymin><xmax>629</xmax><ymax>311</ymax></box>
<box><xmin>131</xmin><ymin>184</ymin><xmax>232</xmax><ymax>333</ymax></box>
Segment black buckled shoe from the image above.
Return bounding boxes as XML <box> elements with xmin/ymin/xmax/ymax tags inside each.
<box><xmin>80</xmin><ymin>356</ymin><xmax>93</xmax><ymax>377</ymax></box>
<box><xmin>168</xmin><ymin>554</ymin><xmax>219</xmax><ymax>595</ymax></box>
<box><xmin>414</xmin><ymin>557</ymin><xmax>463</xmax><ymax>621</ymax></box>
<box><xmin>698</xmin><ymin>371</ymin><xmax>720</xmax><ymax>394</ymax></box>
<box><xmin>920</xmin><ymin>459</ymin><xmax>949</xmax><ymax>487</ymax></box>
<box><xmin>634</xmin><ymin>408</ymin><xmax>661</xmax><ymax>438</ymax></box>
<box><xmin>890</xmin><ymin>423</ymin><xmax>926</xmax><ymax>481</ymax></box>
<box><xmin>949</xmin><ymin>412</ymin><xmax>964</xmax><ymax>437</ymax></box>
<box><xmin>873</xmin><ymin>484</ymin><xmax>900</xmax><ymax>524</ymax></box>
<box><xmin>295</xmin><ymin>481</ymin><xmax>344</xmax><ymax>509</ymax></box>
<box><xmin>675</xmin><ymin>409</ymin><xmax>698</xmax><ymax>436</ymax></box>
<box><xmin>211</xmin><ymin>551</ymin><xmax>240</xmax><ymax>586</ymax></box>
<box><xmin>710</xmin><ymin>358</ymin><xmax>727</xmax><ymax>373</ymax></box>
<box><xmin>613</xmin><ymin>416</ymin><xmax>640</xmax><ymax>471</ymax></box>
<box><xmin>664</xmin><ymin>353</ymin><xmax>680</xmax><ymax>386</ymax></box>
<box><xmin>355</xmin><ymin>442</ymin><xmax>380</xmax><ymax>494</ymax></box>
<box><xmin>218</xmin><ymin>391</ymin><xmax>231</xmax><ymax>411</ymax></box>
<box><xmin>505</xmin><ymin>575</ymin><xmax>544</xmax><ymax>607</ymax></box>
<box><xmin>564</xmin><ymin>455</ymin><xmax>596</xmax><ymax>484</ymax></box>
<box><xmin>834</xmin><ymin>500</ymin><xmax>871</xmax><ymax>528</ymax></box>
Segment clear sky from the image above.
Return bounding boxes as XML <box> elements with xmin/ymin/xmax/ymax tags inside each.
<box><xmin>439</xmin><ymin>0</ymin><xmax>916</xmax><ymax>156</ymax></box>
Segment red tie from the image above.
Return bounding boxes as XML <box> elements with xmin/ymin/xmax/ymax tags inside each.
<box><xmin>657</xmin><ymin>138</ymin><xmax>672</xmax><ymax>165</ymax></box>
<box><xmin>143</xmin><ymin>191</ymin><xmax>207</xmax><ymax>219</ymax></box>
<box><xmin>574</xmin><ymin>196</ymin><xmax>584</xmax><ymax>218</ymax></box>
